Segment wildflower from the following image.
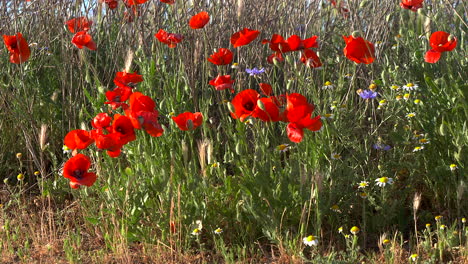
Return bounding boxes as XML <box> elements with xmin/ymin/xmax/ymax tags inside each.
<box><xmin>418</xmin><ymin>138</ymin><xmax>429</xmax><ymax>144</ymax></box>
<box><xmin>391</xmin><ymin>44</ymin><xmax>398</xmax><ymax>50</ymax></box>
<box><xmin>462</xmin><ymin>217</ymin><xmax>466</xmax><ymax>223</ymax></box>
<box><xmin>426</xmin><ymin>223</ymin><xmax>431</xmax><ymax>228</ymax></box>
<box><xmin>277</xmin><ymin>144</ymin><xmax>290</xmax><ymax>152</ymax></box>
<box><xmin>34</xmin><ymin>171</ymin><xmax>40</xmax><ymax>176</ymax></box>
<box><xmin>231</xmin><ymin>28</ymin><xmax>260</xmax><ymax>48</ymax></box>
<box><xmin>440</xmin><ymin>225</ymin><xmax>446</xmax><ymax>230</ymax></box>
<box><xmin>62</xmin><ymin>145</ymin><xmax>71</xmax><ymax>154</ymax></box>
<box><xmin>230</xmin><ymin>89</ymin><xmax>280</xmax><ymax>122</ymax></box>
<box><xmin>91</xmin><ymin>113</ymin><xmax>112</xmax><ymax>130</ymax></box>
<box><xmin>414</xmin><ymin>99</ymin><xmax>422</xmax><ymax>104</ymax></box>
<box><xmin>300</xmin><ymin>49</ymin><xmax>322</xmax><ymax>68</ymax></box>
<box><xmin>160</xmin><ymin>0</ymin><xmax>175</xmax><ymax>4</ymax></box>
<box><xmin>375</xmin><ymin>177</ymin><xmax>394</xmax><ymax>187</ymax></box>
<box><xmin>373</xmin><ymin>143</ymin><xmax>391</xmax><ymax>151</ymax></box>
<box><xmin>402</xmin><ymin>83</ymin><xmax>418</xmax><ymax>91</ymax></box>
<box><xmin>413</xmin><ymin>146</ymin><xmax>424</xmax><ymax>152</ymax></box>
<box><xmin>214</xmin><ymin>228</ymin><xmax>223</xmax><ymax>234</ymax></box>
<box><xmin>261</xmin><ymin>34</ymin><xmax>318</xmax><ymax>53</ymax></box>
<box><xmin>359</xmin><ymin>192</ymin><xmax>368</xmax><ymax>199</ymax></box>
<box><xmin>409</xmin><ymin>253</ymin><xmax>419</xmax><ymax>261</ymax></box>
<box><xmin>357</xmin><ymin>89</ymin><xmax>378</xmax><ymax>100</ymax></box>
<box><xmin>350</xmin><ymin>226</ymin><xmax>360</xmax><ymax>235</ymax></box>
<box><xmin>396</xmin><ymin>95</ymin><xmax>403</xmax><ymax>101</ymax></box>
<box><xmin>231</xmin><ymin>62</ymin><xmax>239</xmax><ymax>69</ymax></box>
<box><xmin>303</xmin><ymin>235</ymin><xmax>319</xmax><ymax>246</ymax></box>
<box><xmin>321</xmin><ymin>113</ymin><xmax>334</xmax><ymax>120</ymax></box>
<box><xmin>331</xmin><ymin>153</ymin><xmax>342</xmax><ymax>160</ymax></box>
<box><xmin>259</xmin><ymin>83</ymin><xmax>272</xmax><ymax>96</ymax></box>
<box><xmin>64</xmin><ymin>129</ymin><xmax>94</xmax><ymax>151</ymax></box>
<box><xmin>211</xmin><ymin>162</ymin><xmax>219</xmax><ymax>168</ymax></box>
<box><xmin>406</xmin><ymin>112</ymin><xmax>416</xmax><ymax>118</ymax></box>
<box><xmin>435</xmin><ymin>215</ymin><xmax>443</xmax><ymax>221</ymax></box>
<box><xmin>284</xmin><ymin>93</ymin><xmax>322</xmax><ymax>142</ymax></box>
<box><xmin>63</xmin><ymin>154</ymin><xmax>97</xmax><ymax>189</ymax></box>
<box><xmin>208</xmin><ymin>48</ymin><xmax>233</xmax><ymax>65</ymax></box>
<box><xmin>338</xmin><ymin>226</ymin><xmax>343</xmax><ymax>233</ymax></box>
<box><xmin>16</xmin><ymin>153</ymin><xmax>22</xmax><ymax>159</ymax></box>
<box><xmin>65</xmin><ymin>17</ymin><xmax>92</xmax><ymax>33</ymax></box>
<box><xmin>344</xmin><ymin>73</ymin><xmax>353</xmax><ymax>79</ymax></box>
<box><xmin>331</xmin><ymin>204</ymin><xmax>340</xmax><ymax>212</ymax></box>
<box><xmin>189</xmin><ymin>11</ymin><xmax>210</xmax><ymax>29</ymax></box>
<box><xmin>390</xmin><ymin>85</ymin><xmax>400</xmax><ymax>90</ymax></box>
<box><xmin>245</xmin><ymin>67</ymin><xmax>265</xmax><ymax>76</ymax></box>
<box><xmin>403</xmin><ymin>93</ymin><xmax>411</xmax><ymax>100</ymax></box>
<box><xmin>369</xmin><ymin>83</ymin><xmax>377</xmax><ymax>91</ymax></box>
<box><xmin>71</xmin><ymin>31</ymin><xmax>97</xmax><ymax>50</ymax></box>
<box><xmin>172</xmin><ymin>112</ymin><xmax>203</xmax><ymax>131</ymax></box>
<box><xmin>322</xmin><ymin>81</ymin><xmax>334</xmax><ymax>90</ymax></box>
<box><xmin>382</xmin><ymin>239</ymin><xmax>390</xmax><ymax>245</ymax></box>
<box><xmin>17</xmin><ymin>173</ymin><xmax>24</xmax><ymax>181</ymax></box>
<box><xmin>344</xmin><ymin>234</ymin><xmax>350</xmax><ymax>239</ymax></box>
<box><xmin>378</xmin><ymin>99</ymin><xmax>387</xmax><ymax>106</ymax></box>
<box><xmin>155</xmin><ymin>29</ymin><xmax>183</xmax><ymax>48</ymax></box>
<box><xmin>425</xmin><ymin>31</ymin><xmax>457</xmax><ymax>63</ymax></box>
<box><xmin>209</xmin><ymin>75</ymin><xmax>235</xmax><ymax>93</ymax></box>
<box><xmin>343</xmin><ymin>34</ymin><xmax>375</xmax><ymax>64</ymax></box>
<box><xmin>2</xmin><ymin>33</ymin><xmax>31</xmax><ymax>64</ymax></box>
<box><xmin>358</xmin><ymin>181</ymin><xmax>369</xmax><ymax>188</ymax></box>
<box><xmin>449</xmin><ymin>164</ymin><xmax>458</xmax><ymax>171</ymax></box>
<box><xmin>192</xmin><ymin>228</ymin><xmax>201</xmax><ymax>236</ymax></box>
<box><xmin>113</xmin><ymin>70</ymin><xmax>143</xmax><ymax>87</ymax></box>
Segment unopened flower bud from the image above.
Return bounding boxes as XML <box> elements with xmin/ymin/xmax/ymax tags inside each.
<box><xmin>257</xmin><ymin>100</ymin><xmax>266</xmax><ymax>111</ymax></box>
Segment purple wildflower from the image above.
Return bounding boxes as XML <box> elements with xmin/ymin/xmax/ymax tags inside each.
<box><xmin>358</xmin><ymin>89</ymin><xmax>378</xmax><ymax>99</ymax></box>
<box><xmin>373</xmin><ymin>143</ymin><xmax>391</xmax><ymax>151</ymax></box>
<box><xmin>245</xmin><ymin>67</ymin><xmax>265</xmax><ymax>76</ymax></box>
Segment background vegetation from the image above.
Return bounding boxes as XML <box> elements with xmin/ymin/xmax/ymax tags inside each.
<box><xmin>0</xmin><ymin>0</ymin><xmax>466</xmax><ymax>262</ymax></box>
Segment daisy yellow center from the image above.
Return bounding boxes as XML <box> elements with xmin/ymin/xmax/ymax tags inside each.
<box><xmin>407</xmin><ymin>113</ymin><xmax>415</xmax><ymax>118</ymax></box>
<box><xmin>406</xmin><ymin>83</ymin><xmax>414</xmax><ymax>87</ymax></box>
<box><xmin>350</xmin><ymin>226</ymin><xmax>360</xmax><ymax>233</ymax></box>
<box><xmin>369</xmin><ymin>83</ymin><xmax>377</xmax><ymax>90</ymax></box>
<box><xmin>379</xmin><ymin>177</ymin><xmax>388</xmax><ymax>183</ymax></box>
<box><xmin>333</xmin><ymin>154</ymin><xmax>341</xmax><ymax>159</ymax></box>
<box><xmin>419</xmin><ymin>138</ymin><xmax>428</xmax><ymax>143</ymax></box>
<box><xmin>359</xmin><ymin>182</ymin><xmax>367</xmax><ymax>187</ymax></box>
<box><xmin>331</xmin><ymin>205</ymin><xmax>339</xmax><ymax>210</ymax></box>
<box><xmin>324</xmin><ymin>81</ymin><xmax>332</xmax><ymax>86</ymax></box>
<box><xmin>404</xmin><ymin>94</ymin><xmax>410</xmax><ymax>99</ymax></box>
<box><xmin>325</xmin><ymin>113</ymin><xmax>332</xmax><ymax>118</ymax></box>
<box><xmin>306</xmin><ymin>235</ymin><xmax>316</xmax><ymax>241</ymax></box>
<box><xmin>450</xmin><ymin>164</ymin><xmax>456</xmax><ymax>168</ymax></box>
<box><xmin>414</xmin><ymin>99</ymin><xmax>421</xmax><ymax>104</ymax></box>
<box><xmin>391</xmin><ymin>85</ymin><xmax>399</xmax><ymax>90</ymax></box>
<box><xmin>193</xmin><ymin>228</ymin><xmax>200</xmax><ymax>233</ymax></box>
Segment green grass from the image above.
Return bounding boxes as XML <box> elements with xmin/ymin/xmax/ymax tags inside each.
<box><xmin>0</xmin><ymin>0</ymin><xmax>467</xmax><ymax>262</ymax></box>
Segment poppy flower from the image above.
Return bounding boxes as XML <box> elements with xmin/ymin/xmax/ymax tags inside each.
<box><xmin>125</xmin><ymin>92</ymin><xmax>164</xmax><ymax>137</ymax></box>
<box><xmin>105</xmin><ymin>86</ymin><xmax>133</xmax><ymax>109</ymax></box>
<box><xmin>300</xmin><ymin>49</ymin><xmax>322</xmax><ymax>68</ymax></box>
<box><xmin>91</xmin><ymin>113</ymin><xmax>112</xmax><ymax>129</ymax></box>
<box><xmin>65</xmin><ymin>17</ymin><xmax>92</xmax><ymax>33</ymax></box>
<box><xmin>286</xmin><ymin>105</ymin><xmax>322</xmax><ymax>143</ymax></box>
<box><xmin>267</xmin><ymin>52</ymin><xmax>284</xmax><ymax>64</ymax></box>
<box><xmin>123</xmin><ymin>0</ymin><xmax>148</xmax><ymax>5</ymax></box>
<box><xmin>189</xmin><ymin>11</ymin><xmax>210</xmax><ymax>29</ymax></box>
<box><xmin>172</xmin><ymin>112</ymin><xmax>203</xmax><ymax>131</ymax></box>
<box><xmin>400</xmin><ymin>0</ymin><xmax>423</xmax><ymax>12</ymax></box>
<box><xmin>230</xmin><ymin>28</ymin><xmax>260</xmax><ymax>48</ymax></box>
<box><xmin>262</xmin><ymin>34</ymin><xmax>318</xmax><ymax>53</ymax></box>
<box><xmin>209</xmin><ymin>75</ymin><xmax>235</xmax><ymax>92</ymax></box>
<box><xmin>424</xmin><ymin>31</ymin><xmax>457</xmax><ymax>63</ymax></box>
<box><xmin>254</xmin><ymin>97</ymin><xmax>280</xmax><ymax>122</ymax></box>
<box><xmin>63</xmin><ymin>154</ymin><xmax>97</xmax><ymax>189</ymax></box>
<box><xmin>230</xmin><ymin>89</ymin><xmax>279</xmax><ymax>122</ymax></box>
<box><xmin>114</xmin><ymin>71</ymin><xmax>143</xmax><ymax>87</ymax></box>
<box><xmin>91</xmin><ymin>129</ymin><xmax>123</xmax><ymax>157</ymax></box>
<box><xmin>103</xmin><ymin>0</ymin><xmax>118</xmax><ymax>9</ymax></box>
<box><xmin>207</xmin><ymin>48</ymin><xmax>233</xmax><ymax>65</ymax></box>
<box><xmin>329</xmin><ymin>0</ymin><xmax>350</xmax><ymax>17</ymax></box>
<box><xmin>160</xmin><ymin>0</ymin><xmax>175</xmax><ymax>3</ymax></box>
<box><xmin>2</xmin><ymin>33</ymin><xmax>31</xmax><ymax>64</ymax></box>
<box><xmin>64</xmin><ymin>129</ymin><xmax>94</xmax><ymax>150</ymax></box>
<box><xmin>110</xmin><ymin>114</ymin><xmax>136</xmax><ymax>145</ymax></box>
<box><xmin>259</xmin><ymin>83</ymin><xmax>272</xmax><ymax>96</ymax></box>
<box><xmin>155</xmin><ymin>29</ymin><xmax>183</xmax><ymax>48</ymax></box>
<box><xmin>71</xmin><ymin>31</ymin><xmax>97</xmax><ymax>50</ymax></box>
<box><xmin>342</xmin><ymin>35</ymin><xmax>375</xmax><ymax>64</ymax></box>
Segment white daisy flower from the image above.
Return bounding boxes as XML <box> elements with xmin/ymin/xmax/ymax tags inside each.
<box><xmin>402</xmin><ymin>83</ymin><xmax>419</xmax><ymax>91</ymax></box>
<box><xmin>303</xmin><ymin>235</ymin><xmax>319</xmax><ymax>246</ymax></box>
<box><xmin>322</xmin><ymin>81</ymin><xmax>335</xmax><ymax>90</ymax></box>
<box><xmin>375</xmin><ymin>177</ymin><xmax>394</xmax><ymax>187</ymax></box>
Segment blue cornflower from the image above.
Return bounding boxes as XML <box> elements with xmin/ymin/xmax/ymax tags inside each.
<box><xmin>358</xmin><ymin>89</ymin><xmax>378</xmax><ymax>99</ymax></box>
<box><xmin>373</xmin><ymin>143</ymin><xmax>391</xmax><ymax>151</ymax></box>
<box><xmin>245</xmin><ymin>67</ymin><xmax>265</xmax><ymax>76</ymax></box>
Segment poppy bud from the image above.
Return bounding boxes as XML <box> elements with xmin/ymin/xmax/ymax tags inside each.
<box><xmin>235</xmin><ymin>142</ymin><xmax>242</xmax><ymax>155</ymax></box>
<box><xmin>351</xmin><ymin>31</ymin><xmax>360</xmax><ymax>38</ymax></box>
<box><xmin>227</xmin><ymin>102</ymin><xmax>236</xmax><ymax>113</ymax></box>
<box><xmin>257</xmin><ymin>100</ymin><xmax>266</xmax><ymax>111</ymax></box>
<box><xmin>360</xmin><ymin>0</ymin><xmax>369</xmax><ymax>8</ymax></box>
<box><xmin>448</xmin><ymin>35</ymin><xmax>455</xmax><ymax>42</ymax></box>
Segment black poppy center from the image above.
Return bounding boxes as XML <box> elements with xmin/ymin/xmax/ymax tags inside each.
<box><xmin>244</xmin><ymin>101</ymin><xmax>255</xmax><ymax>111</ymax></box>
<box><xmin>73</xmin><ymin>169</ymin><xmax>84</xmax><ymax>179</ymax></box>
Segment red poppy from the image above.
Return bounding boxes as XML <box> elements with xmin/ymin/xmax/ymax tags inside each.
<box><xmin>2</xmin><ymin>33</ymin><xmax>31</xmax><ymax>64</ymax></box>
<box><xmin>160</xmin><ymin>0</ymin><xmax>175</xmax><ymax>3</ymax></box>
<box><xmin>155</xmin><ymin>29</ymin><xmax>183</xmax><ymax>48</ymax></box>
<box><xmin>64</xmin><ymin>129</ymin><xmax>94</xmax><ymax>150</ymax></box>
<box><xmin>255</xmin><ymin>97</ymin><xmax>280</xmax><ymax>122</ymax></box>
<box><xmin>189</xmin><ymin>11</ymin><xmax>210</xmax><ymax>29</ymax></box>
<box><xmin>230</xmin><ymin>89</ymin><xmax>279</xmax><ymax>122</ymax></box>
<box><xmin>91</xmin><ymin>113</ymin><xmax>112</xmax><ymax>129</ymax></box>
<box><xmin>63</xmin><ymin>154</ymin><xmax>97</xmax><ymax>189</ymax></box>
<box><xmin>105</xmin><ymin>86</ymin><xmax>133</xmax><ymax>109</ymax></box>
<box><xmin>65</xmin><ymin>17</ymin><xmax>92</xmax><ymax>33</ymax></box>
<box><xmin>300</xmin><ymin>49</ymin><xmax>322</xmax><ymax>68</ymax></box>
<box><xmin>172</xmin><ymin>112</ymin><xmax>203</xmax><ymax>131</ymax></box>
<box><xmin>103</xmin><ymin>0</ymin><xmax>118</xmax><ymax>9</ymax></box>
<box><xmin>114</xmin><ymin>71</ymin><xmax>143</xmax><ymax>87</ymax></box>
<box><xmin>329</xmin><ymin>0</ymin><xmax>350</xmax><ymax>17</ymax></box>
<box><xmin>71</xmin><ymin>31</ymin><xmax>97</xmax><ymax>50</ymax></box>
<box><xmin>285</xmin><ymin>106</ymin><xmax>322</xmax><ymax>143</ymax></box>
<box><xmin>91</xmin><ymin>129</ymin><xmax>123</xmax><ymax>157</ymax></box>
<box><xmin>342</xmin><ymin>35</ymin><xmax>375</xmax><ymax>64</ymax></box>
<box><xmin>110</xmin><ymin>114</ymin><xmax>136</xmax><ymax>145</ymax></box>
<box><xmin>125</xmin><ymin>92</ymin><xmax>164</xmax><ymax>137</ymax></box>
<box><xmin>262</xmin><ymin>34</ymin><xmax>318</xmax><ymax>53</ymax></box>
<box><xmin>123</xmin><ymin>0</ymin><xmax>148</xmax><ymax>5</ymax></box>
<box><xmin>267</xmin><ymin>52</ymin><xmax>284</xmax><ymax>64</ymax></box>
<box><xmin>231</xmin><ymin>28</ymin><xmax>260</xmax><ymax>48</ymax></box>
<box><xmin>400</xmin><ymin>0</ymin><xmax>423</xmax><ymax>12</ymax></box>
<box><xmin>259</xmin><ymin>83</ymin><xmax>272</xmax><ymax>96</ymax></box>
<box><xmin>209</xmin><ymin>75</ymin><xmax>235</xmax><ymax>92</ymax></box>
<box><xmin>424</xmin><ymin>31</ymin><xmax>457</xmax><ymax>63</ymax></box>
<box><xmin>207</xmin><ymin>48</ymin><xmax>233</xmax><ymax>65</ymax></box>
